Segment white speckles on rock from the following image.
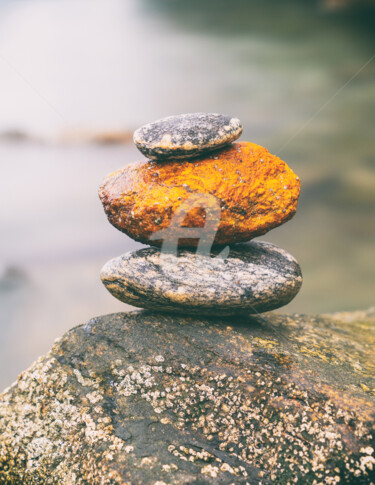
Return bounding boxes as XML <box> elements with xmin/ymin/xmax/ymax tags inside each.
<box><xmin>133</xmin><ymin>113</ymin><xmax>242</xmax><ymax>161</ymax></box>
<box><xmin>1</xmin><ymin>310</ymin><xmax>375</xmax><ymax>483</ymax></box>
<box><xmin>100</xmin><ymin>240</ymin><xmax>302</xmax><ymax>315</ymax></box>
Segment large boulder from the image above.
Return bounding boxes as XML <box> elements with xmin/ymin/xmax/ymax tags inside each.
<box><xmin>1</xmin><ymin>309</ymin><xmax>375</xmax><ymax>484</ymax></box>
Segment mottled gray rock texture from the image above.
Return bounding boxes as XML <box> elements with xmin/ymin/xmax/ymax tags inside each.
<box><xmin>1</xmin><ymin>309</ymin><xmax>375</xmax><ymax>484</ymax></box>
<box><xmin>133</xmin><ymin>113</ymin><xmax>242</xmax><ymax>160</ymax></box>
<box><xmin>100</xmin><ymin>241</ymin><xmax>302</xmax><ymax>316</ymax></box>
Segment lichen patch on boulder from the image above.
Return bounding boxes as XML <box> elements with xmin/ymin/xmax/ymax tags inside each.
<box><xmin>1</xmin><ymin>310</ymin><xmax>375</xmax><ymax>484</ymax></box>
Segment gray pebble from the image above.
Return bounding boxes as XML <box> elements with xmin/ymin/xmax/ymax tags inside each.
<box><xmin>100</xmin><ymin>241</ymin><xmax>302</xmax><ymax>316</ymax></box>
<box><xmin>133</xmin><ymin>113</ymin><xmax>242</xmax><ymax>161</ymax></box>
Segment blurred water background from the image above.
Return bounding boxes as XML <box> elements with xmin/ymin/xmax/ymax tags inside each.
<box><xmin>0</xmin><ymin>0</ymin><xmax>374</xmax><ymax>389</ymax></box>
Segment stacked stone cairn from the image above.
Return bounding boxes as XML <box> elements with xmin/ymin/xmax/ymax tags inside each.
<box><xmin>99</xmin><ymin>113</ymin><xmax>302</xmax><ymax>316</ymax></box>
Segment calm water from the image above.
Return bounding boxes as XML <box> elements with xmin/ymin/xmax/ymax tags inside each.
<box><xmin>0</xmin><ymin>0</ymin><xmax>374</xmax><ymax>389</ymax></box>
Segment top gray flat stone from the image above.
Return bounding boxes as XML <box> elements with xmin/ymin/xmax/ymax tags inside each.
<box><xmin>133</xmin><ymin>113</ymin><xmax>242</xmax><ymax>160</ymax></box>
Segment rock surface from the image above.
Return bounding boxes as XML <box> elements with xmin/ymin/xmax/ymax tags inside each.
<box><xmin>133</xmin><ymin>113</ymin><xmax>242</xmax><ymax>160</ymax></box>
<box><xmin>1</xmin><ymin>309</ymin><xmax>375</xmax><ymax>484</ymax></box>
<box><xmin>100</xmin><ymin>241</ymin><xmax>303</xmax><ymax>315</ymax></box>
<box><xmin>99</xmin><ymin>142</ymin><xmax>301</xmax><ymax>247</ymax></box>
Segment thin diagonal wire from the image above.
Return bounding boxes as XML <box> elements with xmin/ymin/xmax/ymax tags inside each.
<box><xmin>0</xmin><ymin>53</ymin><xmax>67</xmax><ymax>123</ymax></box>
<box><xmin>276</xmin><ymin>54</ymin><xmax>375</xmax><ymax>155</ymax></box>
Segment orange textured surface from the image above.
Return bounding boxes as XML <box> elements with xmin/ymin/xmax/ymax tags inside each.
<box><xmin>99</xmin><ymin>142</ymin><xmax>301</xmax><ymax>247</ymax></box>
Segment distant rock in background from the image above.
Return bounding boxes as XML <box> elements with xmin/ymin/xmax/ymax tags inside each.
<box><xmin>59</xmin><ymin>130</ymin><xmax>134</xmax><ymax>145</ymax></box>
<box><xmin>0</xmin><ymin>130</ymin><xmax>38</xmax><ymax>144</ymax></box>
<box><xmin>0</xmin><ymin>129</ymin><xmax>135</xmax><ymax>145</ymax></box>
<box><xmin>1</xmin><ymin>309</ymin><xmax>374</xmax><ymax>484</ymax></box>
<box><xmin>0</xmin><ymin>266</ymin><xmax>28</xmax><ymax>291</ymax></box>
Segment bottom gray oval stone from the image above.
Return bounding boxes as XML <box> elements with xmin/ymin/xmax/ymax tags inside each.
<box><xmin>100</xmin><ymin>241</ymin><xmax>303</xmax><ymax>316</ymax></box>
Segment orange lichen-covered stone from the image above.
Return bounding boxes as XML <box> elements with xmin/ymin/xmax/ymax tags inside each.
<box><xmin>99</xmin><ymin>142</ymin><xmax>301</xmax><ymax>247</ymax></box>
